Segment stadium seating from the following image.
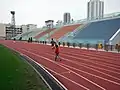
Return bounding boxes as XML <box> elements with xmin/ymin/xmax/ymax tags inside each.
<box><xmin>50</xmin><ymin>24</ymin><xmax>80</xmax><ymax>40</ymax></box>
<box><xmin>13</xmin><ymin>16</ymin><xmax>120</xmax><ymax>45</ymax></box>
<box><xmin>20</xmin><ymin>31</ymin><xmax>33</xmax><ymax>40</ymax></box>
<box><xmin>34</xmin><ymin>28</ymin><xmax>56</xmax><ymax>39</ymax></box>
<box><xmin>58</xmin><ymin>23</ymin><xmax>89</xmax><ymax>41</ymax></box>
<box><xmin>74</xmin><ymin>18</ymin><xmax>120</xmax><ymax>43</ymax></box>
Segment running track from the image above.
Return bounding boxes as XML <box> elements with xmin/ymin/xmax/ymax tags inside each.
<box><xmin>0</xmin><ymin>40</ymin><xmax>120</xmax><ymax>90</ymax></box>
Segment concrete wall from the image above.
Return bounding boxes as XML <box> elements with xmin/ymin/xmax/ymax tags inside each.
<box><xmin>0</xmin><ymin>23</ymin><xmax>6</xmax><ymax>38</ymax></box>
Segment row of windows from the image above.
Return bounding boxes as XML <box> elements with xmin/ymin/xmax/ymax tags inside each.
<box><xmin>87</xmin><ymin>1</ymin><xmax>104</xmax><ymax>20</ymax></box>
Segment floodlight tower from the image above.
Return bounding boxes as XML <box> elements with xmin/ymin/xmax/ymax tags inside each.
<box><xmin>10</xmin><ymin>11</ymin><xmax>16</xmax><ymax>37</ymax></box>
<box><xmin>11</xmin><ymin>11</ymin><xmax>15</xmax><ymax>27</ymax></box>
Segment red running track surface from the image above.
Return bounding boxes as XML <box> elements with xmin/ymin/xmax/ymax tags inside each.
<box><xmin>0</xmin><ymin>40</ymin><xmax>120</xmax><ymax>90</ymax></box>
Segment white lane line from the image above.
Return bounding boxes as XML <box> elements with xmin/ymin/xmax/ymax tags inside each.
<box><xmin>63</xmin><ymin>51</ymin><xmax>120</xmax><ymax>68</ymax></box>
<box><xmin>3</xmin><ymin>45</ymin><xmax>53</xmax><ymax>90</ymax></box>
<box><xmin>46</xmin><ymin>53</ymin><xmax>120</xmax><ymax>80</ymax></box>
<box><xmin>63</xmin><ymin>48</ymin><xmax>118</xmax><ymax>59</ymax></box>
<box><xmin>61</xmin><ymin>62</ymin><xmax>120</xmax><ymax>86</ymax></box>
<box><xmin>64</xmin><ymin>50</ymin><xmax>120</xmax><ymax>63</ymax></box>
<box><xmin>28</xmin><ymin>46</ymin><xmax>120</xmax><ymax>69</ymax></box>
<box><xmin>60</xmin><ymin>53</ymin><xmax>120</xmax><ymax>75</ymax></box>
<box><xmin>27</xmin><ymin>48</ymin><xmax>120</xmax><ymax>85</ymax></box>
<box><xmin>45</xmin><ymin>66</ymin><xmax>90</xmax><ymax>90</ymax></box>
<box><xmin>45</xmin><ymin>53</ymin><xmax>120</xmax><ymax>85</ymax></box>
<box><xmin>61</xmin><ymin>53</ymin><xmax>120</xmax><ymax>72</ymax></box>
<box><xmin>27</xmin><ymin>56</ymin><xmax>68</xmax><ymax>90</ymax></box>
<box><xmin>3</xmin><ymin>44</ymin><xmax>68</xmax><ymax>90</ymax></box>
<box><xmin>26</xmin><ymin>47</ymin><xmax>120</xmax><ymax>74</ymax></box>
<box><xmin>22</xmin><ymin>48</ymin><xmax>106</xmax><ymax>90</ymax></box>
<box><xmin>28</xmin><ymin>46</ymin><xmax>120</xmax><ymax>73</ymax></box>
<box><xmin>20</xmin><ymin>49</ymin><xmax>90</xmax><ymax>90</ymax></box>
<box><xmin>60</xmin><ymin>71</ymin><xmax>71</xmax><ymax>74</ymax></box>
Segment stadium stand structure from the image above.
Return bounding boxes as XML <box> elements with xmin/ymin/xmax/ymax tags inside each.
<box><xmin>20</xmin><ymin>31</ymin><xmax>33</xmax><ymax>40</ymax></box>
<box><xmin>34</xmin><ymin>28</ymin><xmax>56</xmax><ymax>40</ymax></box>
<box><xmin>13</xmin><ymin>13</ymin><xmax>120</xmax><ymax>45</ymax></box>
<box><xmin>58</xmin><ymin>23</ymin><xmax>89</xmax><ymax>42</ymax></box>
<box><xmin>71</xmin><ymin>17</ymin><xmax>120</xmax><ymax>45</ymax></box>
<box><xmin>50</xmin><ymin>24</ymin><xmax>80</xmax><ymax>40</ymax></box>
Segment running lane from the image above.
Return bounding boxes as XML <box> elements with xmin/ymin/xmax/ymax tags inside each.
<box><xmin>0</xmin><ymin>40</ymin><xmax>120</xmax><ymax>90</ymax></box>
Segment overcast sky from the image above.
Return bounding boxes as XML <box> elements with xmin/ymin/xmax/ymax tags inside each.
<box><xmin>0</xmin><ymin>0</ymin><xmax>120</xmax><ymax>27</ymax></box>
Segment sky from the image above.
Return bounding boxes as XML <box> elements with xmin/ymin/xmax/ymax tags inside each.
<box><xmin>0</xmin><ymin>0</ymin><xmax>120</xmax><ymax>27</ymax></box>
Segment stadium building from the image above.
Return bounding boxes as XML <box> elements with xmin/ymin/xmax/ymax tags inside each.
<box><xmin>12</xmin><ymin>12</ymin><xmax>120</xmax><ymax>45</ymax></box>
<box><xmin>87</xmin><ymin>0</ymin><xmax>104</xmax><ymax>20</ymax></box>
<box><xmin>63</xmin><ymin>13</ymin><xmax>71</xmax><ymax>24</ymax></box>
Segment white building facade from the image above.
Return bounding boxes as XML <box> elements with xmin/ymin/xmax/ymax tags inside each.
<box><xmin>21</xmin><ymin>24</ymin><xmax>37</xmax><ymax>33</ymax></box>
<box><xmin>5</xmin><ymin>24</ymin><xmax>22</xmax><ymax>40</ymax></box>
<box><xmin>87</xmin><ymin>0</ymin><xmax>104</xmax><ymax>20</ymax></box>
<box><xmin>63</xmin><ymin>13</ymin><xmax>71</xmax><ymax>24</ymax></box>
<box><xmin>0</xmin><ymin>23</ymin><xmax>6</xmax><ymax>39</ymax></box>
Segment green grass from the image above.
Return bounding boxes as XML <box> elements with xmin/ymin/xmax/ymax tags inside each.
<box><xmin>0</xmin><ymin>45</ymin><xmax>49</xmax><ymax>90</ymax></box>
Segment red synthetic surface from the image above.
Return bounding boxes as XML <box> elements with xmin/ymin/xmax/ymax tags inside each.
<box><xmin>0</xmin><ymin>40</ymin><xmax>120</xmax><ymax>90</ymax></box>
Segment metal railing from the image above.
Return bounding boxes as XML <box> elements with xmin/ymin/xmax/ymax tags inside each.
<box><xmin>24</xmin><ymin>40</ymin><xmax>120</xmax><ymax>53</ymax></box>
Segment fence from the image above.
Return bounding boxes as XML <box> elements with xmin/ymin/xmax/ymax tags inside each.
<box><xmin>18</xmin><ymin>39</ymin><xmax>120</xmax><ymax>53</ymax></box>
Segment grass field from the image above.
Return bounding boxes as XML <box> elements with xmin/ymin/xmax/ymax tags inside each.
<box><xmin>0</xmin><ymin>44</ymin><xmax>49</xmax><ymax>90</ymax></box>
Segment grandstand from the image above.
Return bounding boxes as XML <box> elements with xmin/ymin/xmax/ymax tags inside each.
<box><xmin>58</xmin><ymin>17</ymin><xmax>120</xmax><ymax>45</ymax></box>
<box><xmin>34</xmin><ymin>28</ymin><xmax>56</xmax><ymax>40</ymax></box>
<box><xmin>73</xmin><ymin>17</ymin><xmax>120</xmax><ymax>45</ymax></box>
<box><xmin>13</xmin><ymin>13</ymin><xmax>120</xmax><ymax>45</ymax></box>
<box><xmin>50</xmin><ymin>24</ymin><xmax>81</xmax><ymax>40</ymax></box>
